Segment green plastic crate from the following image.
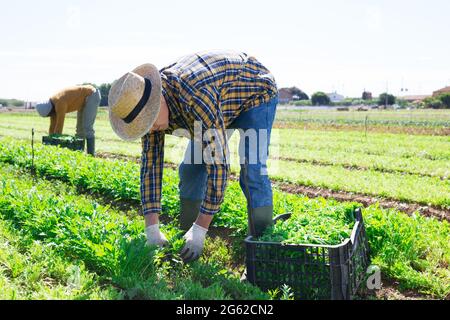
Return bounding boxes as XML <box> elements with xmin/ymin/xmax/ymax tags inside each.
<box><xmin>245</xmin><ymin>208</ymin><xmax>370</xmax><ymax>300</ymax></box>
<box><xmin>42</xmin><ymin>134</ymin><xmax>84</xmax><ymax>152</ymax></box>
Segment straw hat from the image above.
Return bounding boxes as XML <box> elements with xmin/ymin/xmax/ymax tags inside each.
<box><xmin>108</xmin><ymin>64</ymin><xmax>162</xmax><ymax>141</ymax></box>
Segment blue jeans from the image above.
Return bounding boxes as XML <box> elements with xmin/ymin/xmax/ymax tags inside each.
<box><xmin>179</xmin><ymin>96</ymin><xmax>278</xmax><ymax>209</ymax></box>
<box><xmin>76</xmin><ymin>89</ymin><xmax>101</xmax><ymax>139</ymax></box>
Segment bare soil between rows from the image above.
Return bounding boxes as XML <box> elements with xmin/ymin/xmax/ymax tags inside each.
<box><xmin>274</xmin><ymin>182</ymin><xmax>450</xmax><ymax>223</ymax></box>
<box><xmin>97</xmin><ymin>152</ymin><xmax>450</xmax><ymax>223</ymax></box>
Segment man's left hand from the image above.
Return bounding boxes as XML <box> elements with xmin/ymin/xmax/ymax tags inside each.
<box><xmin>180</xmin><ymin>223</ymin><xmax>208</xmax><ymax>262</ymax></box>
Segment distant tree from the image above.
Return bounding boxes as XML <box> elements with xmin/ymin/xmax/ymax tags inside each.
<box><xmin>12</xmin><ymin>100</ymin><xmax>24</xmax><ymax>107</ymax></box>
<box><xmin>378</xmin><ymin>93</ymin><xmax>396</xmax><ymax>106</ymax></box>
<box><xmin>288</xmin><ymin>87</ymin><xmax>309</xmax><ymax>100</ymax></box>
<box><xmin>396</xmin><ymin>99</ymin><xmax>409</xmax><ymax>108</ymax></box>
<box><xmin>81</xmin><ymin>82</ymin><xmax>111</xmax><ymax>106</ymax></box>
<box><xmin>351</xmin><ymin>99</ymin><xmax>365</xmax><ymax>106</ymax></box>
<box><xmin>438</xmin><ymin>93</ymin><xmax>450</xmax><ymax>108</ymax></box>
<box><xmin>362</xmin><ymin>91</ymin><xmax>373</xmax><ymax>100</ymax></box>
<box><xmin>0</xmin><ymin>98</ymin><xmax>24</xmax><ymax>107</ymax></box>
<box><xmin>81</xmin><ymin>82</ymin><xmax>97</xmax><ymax>88</ymax></box>
<box><xmin>98</xmin><ymin>83</ymin><xmax>111</xmax><ymax>106</ymax></box>
<box><xmin>311</xmin><ymin>92</ymin><xmax>331</xmax><ymax>106</ymax></box>
<box><xmin>293</xmin><ymin>100</ymin><xmax>312</xmax><ymax>106</ymax></box>
<box><xmin>423</xmin><ymin>97</ymin><xmax>443</xmax><ymax>109</ymax></box>
<box><xmin>422</xmin><ymin>95</ymin><xmax>450</xmax><ymax>109</ymax></box>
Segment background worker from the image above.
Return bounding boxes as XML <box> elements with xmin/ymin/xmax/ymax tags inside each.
<box><xmin>108</xmin><ymin>51</ymin><xmax>278</xmax><ymax>262</ymax></box>
<box><xmin>36</xmin><ymin>84</ymin><xmax>101</xmax><ymax>156</ymax></box>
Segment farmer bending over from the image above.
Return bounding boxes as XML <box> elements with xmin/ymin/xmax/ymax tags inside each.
<box><xmin>36</xmin><ymin>85</ymin><xmax>101</xmax><ymax>156</ymax></box>
<box><xmin>108</xmin><ymin>51</ymin><xmax>278</xmax><ymax>262</ymax></box>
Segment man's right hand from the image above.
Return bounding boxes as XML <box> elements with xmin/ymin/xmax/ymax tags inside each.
<box><xmin>145</xmin><ymin>224</ymin><xmax>168</xmax><ymax>247</ymax></box>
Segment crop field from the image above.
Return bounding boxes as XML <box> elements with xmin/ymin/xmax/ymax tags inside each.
<box><xmin>0</xmin><ymin>108</ymin><xmax>449</xmax><ymax>300</ymax></box>
<box><xmin>1</xmin><ymin>110</ymin><xmax>449</xmax><ymax>212</ymax></box>
<box><xmin>275</xmin><ymin>108</ymin><xmax>450</xmax><ymax>134</ymax></box>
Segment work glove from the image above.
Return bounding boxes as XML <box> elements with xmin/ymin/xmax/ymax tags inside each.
<box><xmin>145</xmin><ymin>224</ymin><xmax>168</xmax><ymax>247</ymax></box>
<box><xmin>180</xmin><ymin>223</ymin><xmax>208</xmax><ymax>262</ymax></box>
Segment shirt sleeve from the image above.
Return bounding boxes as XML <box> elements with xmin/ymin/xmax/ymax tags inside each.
<box><xmin>54</xmin><ymin>101</ymin><xmax>68</xmax><ymax>134</ymax></box>
<box><xmin>189</xmin><ymin>87</ymin><xmax>230</xmax><ymax>216</ymax></box>
<box><xmin>140</xmin><ymin>130</ymin><xmax>165</xmax><ymax>215</ymax></box>
<box><xmin>49</xmin><ymin>114</ymin><xmax>56</xmax><ymax>134</ymax></box>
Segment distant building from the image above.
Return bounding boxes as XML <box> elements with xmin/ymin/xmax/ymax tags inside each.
<box><xmin>433</xmin><ymin>86</ymin><xmax>450</xmax><ymax>97</ymax></box>
<box><xmin>279</xmin><ymin>88</ymin><xmax>295</xmax><ymax>104</ymax></box>
<box><xmin>327</xmin><ymin>92</ymin><xmax>345</xmax><ymax>103</ymax></box>
<box><xmin>362</xmin><ymin>91</ymin><xmax>373</xmax><ymax>100</ymax></box>
<box><xmin>25</xmin><ymin>101</ymin><xmax>37</xmax><ymax>109</ymax></box>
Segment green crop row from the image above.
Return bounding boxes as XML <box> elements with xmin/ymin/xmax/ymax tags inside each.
<box><xmin>277</xmin><ymin>117</ymin><xmax>450</xmax><ymax>128</ymax></box>
<box><xmin>0</xmin><ymin>138</ymin><xmax>449</xmax><ymax>297</ymax></box>
<box><xmin>276</xmin><ymin>129</ymin><xmax>450</xmax><ymax>161</ymax></box>
<box><xmin>0</xmin><ymin>165</ymin><xmax>269</xmax><ymax>300</ymax></box>
<box><xmin>0</xmin><ymin>218</ymin><xmax>118</xmax><ymax>300</ymax></box>
<box><xmin>275</xmin><ymin>109</ymin><xmax>450</xmax><ymax>128</ymax></box>
<box><xmin>1</xmin><ymin>113</ymin><xmax>449</xmax><ymax>205</ymax></box>
<box><xmin>271</xmin><ymin>159</ymin><xmax>449</xmax><ymax>209</ymax></box>
<box><xmin>275</xmin><ymin>143</ymin><xmax>449</xmax><ymax>179</ymax></box>
<box><xmin>3</xmin><ymin>112</ymin><xmax>449</xmax><ymax>163</ymax></box>
<box><xmin>2</xmin><ymin>127</ymin><xmax>449</xmax><ymax>209</ymax></box>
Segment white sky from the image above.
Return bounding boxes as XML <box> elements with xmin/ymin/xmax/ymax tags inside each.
<box><xmin>1</xmin><ymin>0</ymin><xmax>449</xmax><ymax>101</ymax></box>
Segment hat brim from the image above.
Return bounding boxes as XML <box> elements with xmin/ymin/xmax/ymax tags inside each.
<box><xmin>109</xmin><ymin>64</ymin><xmax>162</xmax><ymax>141</ymax></box>
<box><xmin>36</xmin><ymin>101</ymin><xmax>52</xmax><ymax>117</ymax></box>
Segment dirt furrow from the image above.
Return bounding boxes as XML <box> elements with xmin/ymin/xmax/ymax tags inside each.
<box><xmin>273</xmin><ymin>182</ymin><xmax>449</xmax><ymax>223</ymax></box>
<box><xmin>97</xmin><ymin>152</ymin><xmax>450</xmax><ymax>222</ymax></box>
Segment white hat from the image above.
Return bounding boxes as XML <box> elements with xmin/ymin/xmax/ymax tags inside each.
<box><xmin>108</xmin><ymin>64</ymin><xmax>162</xmax><ymax>141</ymax></box>
<box><xmin>36</xmin><ymin>101</ymin><xmax>53</xmax><ymax>117</ymax></box>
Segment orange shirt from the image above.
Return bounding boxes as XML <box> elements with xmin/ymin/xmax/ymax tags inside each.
<box><xmin>49</xmin><ymin>85</ymin><xmax>96</xmax><ymax>134</ymax></box>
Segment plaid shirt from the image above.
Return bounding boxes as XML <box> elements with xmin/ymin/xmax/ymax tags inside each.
<box><xmin>141</xmin><ymin>51</ymin><xmax>277</xmax><ymax>216</ymax></box>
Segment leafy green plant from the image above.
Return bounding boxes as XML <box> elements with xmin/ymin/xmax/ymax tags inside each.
<box><xmin>47</xmin><ymin>134</ymin><xmax>82</xmax><ymax>142</ymax></box>
<box><xmin>0</xmin><ymin>216</ymin><xmax>120</xmax><ymax>300</ymax></box>
<box><xmin>267</xmin><ymin>285</ymin><xmax>295</xmax><ymax>300</ymax></box>
<box><xmin>259</xmin><ymin>202</ymin><xmax>356</xmax><ymax>245</ymax></box>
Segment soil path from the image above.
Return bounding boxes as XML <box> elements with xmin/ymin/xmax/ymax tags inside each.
<box><xmin>96</xmin><ymin>152</ymin><xmax>450</xmax><ymax>222</ymax></box>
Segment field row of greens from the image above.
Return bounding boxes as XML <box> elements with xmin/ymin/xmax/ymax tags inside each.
<box><xmin>0</xmin><ymin>165</ymin><xmax>270</xmax><ymax>300</ymax></box>
<box><xmin>272</xmin><ymin>160</ymin><xmax>449</xmax><ymax>208</ymax></box>
<box><xmin>4</xmin><ymin>111</ymin><xmax>450</xmax><ymax>154</ymax></box>
<box><xmin>275</xmin><ymin>109</ymin><xmax>450</xmax><ymax>128</ymax></box>
<box><xmin>0</xmin><ymin>217</ymin><xmax>116</xmax><ymax>300</ymax></box>
<box><xmin>3</xmin><ymin>111</ymin><xmax>450</xmax><ymax>161</ymax></box>
<box><xmin>1</xmin><ymin>137</ymin><xmax>448</xmax><ymax>209</ymax></box>
<box><xmin>0</xmin><ymin>138</ymin><xmax>449</xmax><ymax>298</ymax></box>
<box><xmin>4</xmin><ymin>122</ymin><xmax>447</xmax><ymax>178</ymax></box>
<box><xmin>1</xmin><ymin>114</ymin><xmax>449</xmax><ymax>208</ymax></box>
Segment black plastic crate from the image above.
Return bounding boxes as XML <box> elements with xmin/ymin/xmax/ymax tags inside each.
<box><xmin>245</xmin><ymin>208</ymin><xmax>370</xmax><ymax>300</ymax></box>
<box><xmin>42</xmin><ymin>135</ymin><xmax>85</xmax><ymax>152</ymax></box>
